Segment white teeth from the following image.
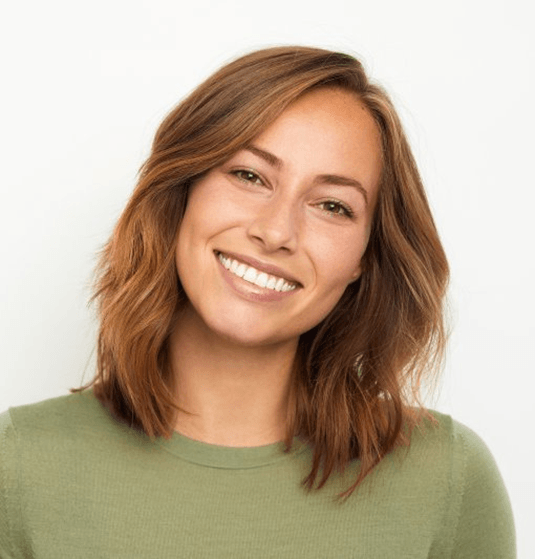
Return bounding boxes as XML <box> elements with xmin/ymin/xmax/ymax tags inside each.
<box><xmin>217</xmin><ymin>252</ymin><xmax>297</xmax><ymax>292</ymax></box>
<box><xmin>243</xmin><ymin>267</ymin><xmax>257</xmax><ymax>282</ymax></box>
<box><xmin>255</xmin><ymin>272</ymin><xmax>269</xmax><ymax>288</ymax></box>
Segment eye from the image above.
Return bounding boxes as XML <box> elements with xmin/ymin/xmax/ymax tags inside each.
<box><xmin>230</xmin><ymin>169</ymin><xmax>264</xmax><ymax>186</ymax></box>
<box><xmin>318</xmin><ymin>200</ymin><xmax>355</xmax><ymax>219</ymax></box>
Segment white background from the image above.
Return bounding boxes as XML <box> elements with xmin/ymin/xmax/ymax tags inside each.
<box><xmin>1</xmin><ymin>0</ymin><xmax>533</xmax><ymax>555</ymax></box>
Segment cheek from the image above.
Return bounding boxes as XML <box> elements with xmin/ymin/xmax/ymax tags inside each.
<box><xmin>175</xmin><ymin>181</ymin><xmax>239</xmax><ymax>286</ymax></box>
<box><xmin>183</xmin><ymin>180</ymin><xmax>245</xmax><ymax>239</ymax></box>
<box><xmin>177</xmin><ymin>184</ymin><xmax>223</xmax><ymax>248</ymax></box>
<box><xmin>313</xmin><ymin>233</ymin><xmax>366</xmax><ymax>288</ymax></box>
<box><xmin>303</xmin><ymin>239</ymin><xmax>364</xmax><ymax>330</ymax></box>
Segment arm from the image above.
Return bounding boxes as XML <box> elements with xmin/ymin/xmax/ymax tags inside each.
<box><xmin>449</xmin><ymin>421</ymin><xmax>516</xmax><ymax>559</ymax></box>
<box><xmin>0</xmin><ymin>410</ymin><xmax>29</xmax><ymax>559</ymax></box>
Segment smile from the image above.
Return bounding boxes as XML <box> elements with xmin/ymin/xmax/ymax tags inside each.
<box><xmin>216</xmin><ymin>252</ymin><xmax>298</xmax><ymax>292</ymax></box>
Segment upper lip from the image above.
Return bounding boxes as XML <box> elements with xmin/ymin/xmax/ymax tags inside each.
<box><xmin>215</xmin><ymin>250</ymin><xmax>302</xmax><ymax>286</ymax></box>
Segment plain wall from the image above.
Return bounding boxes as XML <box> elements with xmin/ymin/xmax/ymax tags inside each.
<box><xmin>1</xmin><ymin>0</ymin><xmax>533</xmax><ymax>556</ymax></box>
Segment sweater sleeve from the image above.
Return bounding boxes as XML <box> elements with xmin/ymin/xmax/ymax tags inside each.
<box><xmin>0</xmin><ymin>410</ymin><xmax>29</xmax><ymax>559</ymax></box>
<box><xmin>449</xmin><ymin>421</ymin><xmax>516</xmax><ymax>559</ymax></box>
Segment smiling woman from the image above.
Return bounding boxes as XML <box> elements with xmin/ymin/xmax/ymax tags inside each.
<box><xmin>0</xmin><ymin>46</ymin><xmax>515</xmax><ymax>558</ymax></box>
<box><xmin>174</xmin><ymin>87</ymin><xmax>379</xmax><ymax>351</ymax></box>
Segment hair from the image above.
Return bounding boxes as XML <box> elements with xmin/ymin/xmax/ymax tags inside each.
<box><xmin>75</xmin><ymin>45</ymin><xmax>449</xmax><ymax>503</ymax></box>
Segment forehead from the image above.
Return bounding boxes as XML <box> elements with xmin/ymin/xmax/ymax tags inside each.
<box><xmin>251</xmin><ymin>87</ymin><xmax>383</xmax><ymax>192</ymax></box>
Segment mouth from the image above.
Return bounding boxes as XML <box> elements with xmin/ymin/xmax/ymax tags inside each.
<box><xmin>214</xmin><ymin>251</ymin><xmax>301</xmax><ymax>293</ymax></box>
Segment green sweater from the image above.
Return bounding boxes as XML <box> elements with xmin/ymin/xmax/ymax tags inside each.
<box><xmin>0</xmin><ymin>390</ymin><xmax>515</xmax><ymax>558</ymax></box>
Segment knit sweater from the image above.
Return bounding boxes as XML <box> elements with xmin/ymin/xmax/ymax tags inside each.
<box><xmin>0</xmin><ymin>390</ymin><xmax>515</xmax><ymax>558</ymax></box>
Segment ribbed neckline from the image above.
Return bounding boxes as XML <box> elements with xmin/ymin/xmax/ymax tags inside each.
<box><xmin>80</xmin><ymin>388</ymin><xmax>310</xmax><ymax>470</ymax></box>
<box><xmin>156</xmin><ymin>430</ymin><xmax>310</xmax><ymax>469</ymax></box>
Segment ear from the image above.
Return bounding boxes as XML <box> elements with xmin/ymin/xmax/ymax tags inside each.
<box><xmin>348</xmin><ymin>267</ymin><xmax>362</xmax><ymax>284</ymax></box>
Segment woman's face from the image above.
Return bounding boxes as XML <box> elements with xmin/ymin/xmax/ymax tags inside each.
<box><xmin>175</xmin><ymin>87</ymin><xmax>382</xmax><ymax>348</ymax></box>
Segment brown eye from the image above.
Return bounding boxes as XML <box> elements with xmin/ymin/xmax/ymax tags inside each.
<box><xmin>232</xmin><ymin>169</ymin><xmax>264</xmax><ymax>186</ymax></box>
<box><xmin>319</xmin><ymin>200</ymin><xmax>354</xmax><ymax>218</ymax></box>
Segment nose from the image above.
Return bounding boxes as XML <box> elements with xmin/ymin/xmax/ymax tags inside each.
<box><xmin>246</xmin><ymin>195</ymin><xmax>298</xmax><ymax>253</ymax></box>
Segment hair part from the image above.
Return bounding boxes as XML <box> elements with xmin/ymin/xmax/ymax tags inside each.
<box><xmin>74</xmin><ymin>45</ymin><xmax>449</xmax><ymax>503</ymax></box>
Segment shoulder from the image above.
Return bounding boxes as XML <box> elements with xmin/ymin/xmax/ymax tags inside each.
<box><xmin>383</xmin><ymin>409</ymin><xmax>496</xmax><ymax>479</ymax></box>
<box><xmin>0</xmin><ymin>391</ymin><xmax>150</xmax><ymax>522</ymax></box>
<box><xmin>409</xmin><ymin>409</ymin><xmax>513</xmax><ymax>514</ymax></box>
<box><xmin>0</xmin><ymin>392</ymin><xmax>156</xmax><ymax>557</ymax></box>
<box><xmin>414</xmin><ymin>409</ymin><xmax>511</xmax><ymax>497</ymax></box>
<box><xmin>1</xmin><ymin>390</ymin><xmax>108</xmax><ymax>446</ymax></box>
<box><xmin>0</xmin><ymin>390</ymin><xmax>148</xmax><ymax>464</ymax></box>
<box><xmin>0</xmin><ymin>393</ymin><xmax>108</xmax><ymax>558</ymax></box>
<box><xmin>410</xmin><ymin>409</ymin><xmax>497</xmax><ymax>463</ymax></box>
<box><xmin>407</xmin><ymin>410</ymin><xmax>516</xmax><ymax>557</ymax></box>
<box><xmin>2</xmin><ymin>389</ymin><xmax>104</xmax><ymax>429</ymax></box>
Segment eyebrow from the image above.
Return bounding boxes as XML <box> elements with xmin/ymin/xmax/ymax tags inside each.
<box><xmin>244</xmin><ymin>144</ymin><xmax>369</xmax><ymax>206</ymax></box>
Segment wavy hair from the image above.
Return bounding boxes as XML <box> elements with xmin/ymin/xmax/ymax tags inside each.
<box><xmin>75</xmin><ymin>45</ymin><xmax>449</xmax><ymax>503</ymax></box>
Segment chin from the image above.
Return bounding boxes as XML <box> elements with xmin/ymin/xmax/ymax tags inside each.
<box><xmin>215</xmin><ymin>323</ymin><xmax>289</xmax><ymax>348</ymax></box>
<box><xmin>202</xmin><ymin>312</ymin><xmax>296</xmax><ymax>348</ymax></box>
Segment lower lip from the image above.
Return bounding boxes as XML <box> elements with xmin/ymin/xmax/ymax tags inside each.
<box><xmin>215</xmin><ymin>253</ymin><xmax>300</xmax><ymax>303</ymax></box>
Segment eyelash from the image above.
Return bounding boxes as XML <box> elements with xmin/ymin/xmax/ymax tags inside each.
<box><xmin>231</xmin><ymin>169</ymin><xmax>264</xmax><ymax>186</ymax></box>
<box><xmin>230</xmin><ymin>169</ymin><xmax>355</xmax><ymax>219</ymax></box>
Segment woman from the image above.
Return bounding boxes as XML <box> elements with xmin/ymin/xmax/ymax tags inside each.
<box><xmin>0</xmin><ymin>46</ymin><xmax>515</xmax><ymax>558</ymax></box>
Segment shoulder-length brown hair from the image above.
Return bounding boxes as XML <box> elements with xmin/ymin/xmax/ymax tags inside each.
<box><xmin>76</xmin><ymin>45</ymin><xmax>449</xmax><ymax>503</ymax></box>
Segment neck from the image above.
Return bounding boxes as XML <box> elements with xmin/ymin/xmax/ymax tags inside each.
<box><xmin>168</xmin><ymin>304</ymin><xmax>298</xmax><ymax>447</ymax></box>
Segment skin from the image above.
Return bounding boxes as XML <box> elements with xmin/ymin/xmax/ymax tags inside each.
<box><xmin>168</xmin><ymin>87</ymin><xmax>383</xmax><ymax>447</ymax></box>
